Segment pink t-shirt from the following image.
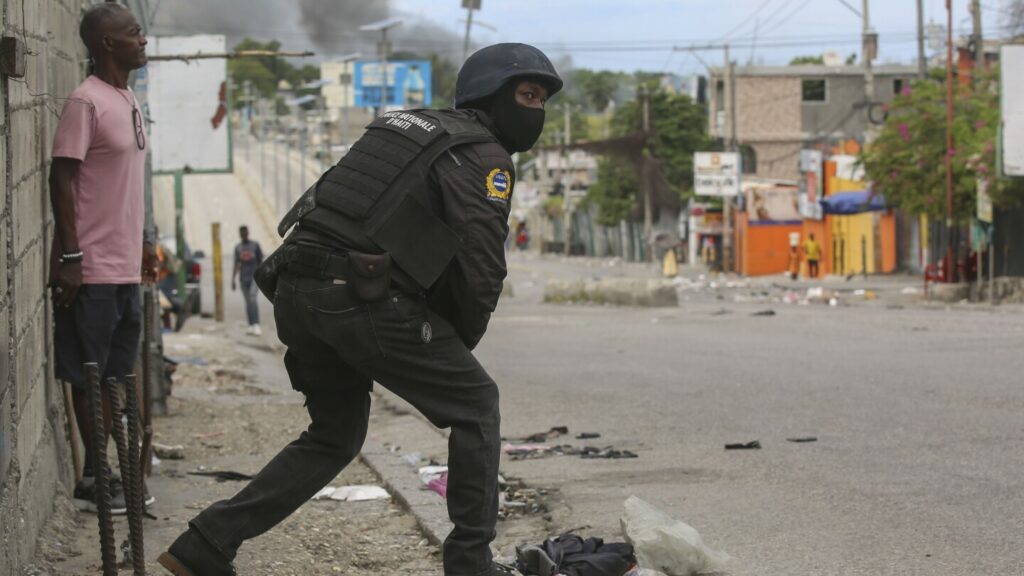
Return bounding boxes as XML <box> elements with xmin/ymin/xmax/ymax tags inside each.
<box><xmin>52</xmin><ymin>75</ymin><xmax>145</xmax><ymax>284</ymax></box>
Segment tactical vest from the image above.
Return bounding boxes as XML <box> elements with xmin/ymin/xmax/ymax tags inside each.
<box><xmin>278</xmin><ymin>109</ymin><xmax>498</xmax><ymax>290</ymax></box>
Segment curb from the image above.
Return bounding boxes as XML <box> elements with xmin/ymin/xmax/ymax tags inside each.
<box><xmin>360</xmin><ymin>442</ymin><xmax>453</xmax><ymax>547</ymax></box>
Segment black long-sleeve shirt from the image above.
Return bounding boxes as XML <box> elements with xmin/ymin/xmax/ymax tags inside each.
<box><xmin>425</xmin><ymin>126</ymin><xmax>515</xmax><ymax>350</ymax></box>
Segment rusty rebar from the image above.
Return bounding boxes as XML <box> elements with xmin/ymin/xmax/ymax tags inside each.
<box><xmin>85</xmin><ymin>364</ymin><xmax>117</xmax><ymax>576</ymax></box>
<box><xmin>124</xmin><ymin>374</ymin><xmax>147</xmax><ymax>575</ymax></box>
<box><xmin>107</xmin><ymin>378</ymin><xmax>135</xmax><ymax>570</ymax></box>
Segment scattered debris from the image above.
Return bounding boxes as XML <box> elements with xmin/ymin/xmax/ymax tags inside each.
<box><xmin>711</xmin><ymin>308</ymin><xmax>731</xmax><ymax>316</ymax></box>
<box><xmin>786</xmin><ymin>437</ymin><xmax>818</xmax><ymax>443</ymax></box>
<box><xmin>311</xmin><ymin>485</ymin><xmax>390</xmax><ymax>502</ymax></box>
<box><xmin>498</xmin><ymin>475</ymin><xmax>550</xmax><ymax>520</ymax></box>
<box><xmin>724</xmin><ymin>441</ymin><xmax>761</xmax><ymax>450</ymax></box>
<box><xmin>515</xmin><ymin>534</ymin><xmax>636</xmax><ymax>576</ymax></box>
<box><xmin>152</xmin><ymin>443</ymin><xmax>185</xmax><ymax>460</ymax></box>
<box><xmin>192</xmin><ymin>431</ymin><xmax>225</xmax><ymax>440</ymax></box>
<box><xmin>506</xmin><ymin>444</ymin><xmax>639</xmax><ymax>461</ymax></box>
<box><xmin>400</xmin><ymin>452</ymin><xmax>422</xmax><ymax>467</ymax></box>
<box><xmin>426</xmin><ymin>474</ymin><xmax>448</xmax><ymax>499</ymax></box>
<box><xmin>576</xmin><ymin>432</ymin><xmax>602</xmax><ymax>440</ymax></box>
<box><xmin>752</xmin><ymin>309</ymin><xmax>776</xmax><ymax>317</ymax></box>
<box><xmin>417</xmin><ymin>465</ymin><xmax>448</xmax><ymax>486</ymax></box>
<box><xmin>187</xmin><ymin>469</ymin><xmax>253</xmax><ymax>482</ymax></box>
<box><xmin>621</xmin><ymin>496</ymin><xmax>729</xmax><ymax>576</ymax></box>
<box><xmin>505</xmin><ymin>426</ymin><xmax>569</xmax><ymax>443</ymax></box>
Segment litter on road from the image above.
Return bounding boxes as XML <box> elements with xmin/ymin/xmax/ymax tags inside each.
<box><xmin>621</xmin><ymin>496</ymin><xmax>729</xmax><ymax>576</ymax></box>
<box><xmin>724</xmin><ymin>440</ymin><xmax>761</xmax><ymax>450</ymax></box>
<box><xmin>152</xmin><ymin>443</ymin><xmax>185</xmax><ymax>460</ymax></box>
<box><xmin>311</xmin><ymin>485</ymin><xmax>390</xmax><ymax>502</ymax></box>
<box><xmin>505</xmin><ymin>425</ymin><xmax>570</xmax><ymax>443</ymax></box>
<box><xmin>786</xmin><ymin>437</ymin><xmax>818</xmax><ymax>443</ymax></box>
<box><xmin>515</xmin><ymin>534</ymin><xmax>636</xmax><ymax>576</ymax></box>
<box><xmin>504</xmin><ymin>444</ymin><xmax>639</xmax><ymax>461</ymax></box>
<box><xmin>576</xmin><ymin>432</ymin><xmax>602</xmax><ymax>440</ymax></box>
<box><xmin>187</xmin><ymin>469</ymin><xmax>254</xmax><ymax>482</ymax></box>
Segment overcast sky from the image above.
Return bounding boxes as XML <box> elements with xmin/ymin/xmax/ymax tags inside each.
<box><xmin>391</xmin><ymin>0</ymin><xmax>1013</xmax><ymax>72</ymax></box>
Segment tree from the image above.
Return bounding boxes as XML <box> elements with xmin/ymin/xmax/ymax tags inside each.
<box><xmin>228</xmin><ymin>38</ymin><xmax>304</xmax><ymax>107</ymax></box>
<box><xmin>862</xmin><ymin>69</ymin><xmax>1024</xmax><ymax>219</ymax></box>
<box><xmin>585</xmin><ymin>90</ymin><xmax>712</xmax><ymax>222</ymax></box>
<box><xmin>1007</xmin><ymin>0</ymin><xmax>1024</xmax><ymax>37</ymax></box>
<box><xmin>573</xmin><ymin>69</ymin><xmax>620</xmax><ymax>112</ymax></box>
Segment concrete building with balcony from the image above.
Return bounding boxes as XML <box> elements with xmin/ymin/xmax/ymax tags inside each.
<box><xmin>707</xmin><ymin>64</ymin><xmax>919</xmax><ymax>181</ymax></box>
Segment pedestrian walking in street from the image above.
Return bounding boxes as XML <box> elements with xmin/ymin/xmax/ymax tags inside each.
<box><xmin>805</xmin><ymin>233</ymin><xmax>822</xmax><ymax>279</ymax></box>
<box><xmin>231</xmin><ymin>225</ymin><xmax>264</xmax><ymax>336</ymax></box>
<box><xmin>159</xmin><ymin>43</ymin><xmax>562</xmax><ymax>576</ymax></box>
<box><xmin>48</xmin><ymin>3</ymin><xmax>155</xmax><ymax>514</ymax></box>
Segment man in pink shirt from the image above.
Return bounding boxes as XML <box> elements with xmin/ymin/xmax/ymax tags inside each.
<box><xmin>49</xmin><ymin>3</ymin><xmax>156</xmax><ymax>514</ymax></box>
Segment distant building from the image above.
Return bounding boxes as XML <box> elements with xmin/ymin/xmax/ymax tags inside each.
<box><xmin>320</xmin><ymin>59</ymin><xmax>358</xmax><ymax>122</ymax></box>
<box><xmin>707</xmin><ymin>64</ymin><xmax>918</xmax><ymax>181</ymax></box>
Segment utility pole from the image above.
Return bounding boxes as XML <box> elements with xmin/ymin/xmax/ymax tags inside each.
<box><xmin>971</xmin><ymin>0</ymin><xmax>984</xmax><ymax>77</ymax></box>
<box><xmin>724</xmin><ymin>44</ymin><xmax>736</xmax><ymax>274</ymax></box>
<box><xmin>862</xmin><ymin>0</ymin><xmax>875</xmax><ymax>126</ymax></box>
<box><xmin>917</xmin><ymin>0</ymin><xmax>927</xmax><ymax>79</ymax></box>
<box><xmin>944</xmin><ymin>0</ymin><xmax>956</xmax><ymax>281</ymax></box>
<box><xmin>640</xmin><ymin>85</ymin><xmax>653</xmax><ymax>262</ymax></box>
<box><xmin>360</xmin><ymin>20</ymin><xmax>402</xmax><ymax>118</ymax></box>
<box><xmin>563</xmin><ymin>105</ymin><xmax>573</xmax><ymax>257</ymax></box>
<box><xmin>462</xmin><ymin>0</ymin><xmax>481</xmax><ymax>63</ymax></box>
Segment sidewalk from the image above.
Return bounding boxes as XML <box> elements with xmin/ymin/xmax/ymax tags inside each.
<box><xmin>25</xmin><ymin>319</ymin><xmax>442</xmax><ymax>575</ymax></box>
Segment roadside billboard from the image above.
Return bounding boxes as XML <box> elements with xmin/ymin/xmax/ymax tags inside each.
<box><xmin>746</xmin><ymin>183</ymin><xmax>801</xmax><ymax>224</ymax></box>
<box><xmin>354</xmin><ymin>60</ymin><xmax>433</xmax><ymax>109</ymax></box>
<box><xmin>148</xmin><ymin>35</ymin><xmax>231</xmax><ymax>174</ymax></box>
<box><xmin>694</xmin><ymin>152</ymin><xmax>740</xmax><ymax>197</ymax></box>
<box><xmin>1001</xmin><ymin>45</ymin><xmax>1024</xmax><ymax>177</ymax></box>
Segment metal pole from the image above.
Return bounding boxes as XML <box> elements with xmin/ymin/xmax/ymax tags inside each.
<box><xmin>724</xmin><ymin>44</ymin><xmax>737</xmax><ymax>273</ymax></box>
<box><xmin>917</xmin><ymin>0</ymin><xmax>927</xmax><ymax>78</ymax></box>
<box><xmin>260</xmin><ymin>114</ymin><xmax>266</xmax><ymax>193</ymax></box>
<box><xmin>863</xmin><ymin>0</ymin><xmax>875</xmax><ymax>124</ymax></box>
<box><xmin>563</xmin><ymin>106</ymin><xmax>573</xmax><ymax>256</ymax></box>
<box><xmin>945</xmin><ymin>0</ymin><xmax>956</xmax><ymax>281</ymax></box>
<box><xmin>286</xmin><ymin>131</ymin><xmax>292</xmax><ymax>205</ymax></box>
<box><xmin>640</xmin><ymin>87</ymin><xmax>653</xmax><ymax>260</ymax></box>
<box><xmin>212</xmin><ymin>223</ymin><xmax>225</xmax><ymax>322</ymax></box>
<box><xmin>174</xmin><ymin>170</ymin><xmax>186</xmax><ymax>298</ymax></box>
<box><xmin>971</xmin><ymin>0</ymin><xmax>984</xmax><ymax>78</ymax></box>
<box><xmin>989</xmin><ymin>227</ymin><xmax>995</xmax><ymax>303</ymax></box>
<box><xmin>463</xmin><ymin>5</ymin><xmax>475</xmax><ymax>64</ymax></box>
<box><xmin>274</xmin><ymin>132</ymin><xmax>280</xmax><ymax>215</ymax></box>
<box><xmin>380</xmin><ymin>29</ymin><xmax>390</xmax><ymax>118</ymax></box>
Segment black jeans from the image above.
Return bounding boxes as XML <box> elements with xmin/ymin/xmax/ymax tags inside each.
<box><xmin>191</xmin><ymin>271</ymin><xmax>501</xmax><ymax>576</ymax></box>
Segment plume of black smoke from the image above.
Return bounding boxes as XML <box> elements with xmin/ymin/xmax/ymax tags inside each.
<box><xmin>296</xmin><ymin>0</ymin><xmax>388</xmax><ymax>54</ymax></box>
<box><xmin>151</xmin><ymin>0</ymin><xmax>464</xmax><ymax>60</ymax></box>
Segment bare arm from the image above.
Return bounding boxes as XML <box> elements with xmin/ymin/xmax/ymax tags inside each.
<box><xmin>49</xmin><ymin>157</ymin><xmax>83</xmax><ymax>307</ymax></box>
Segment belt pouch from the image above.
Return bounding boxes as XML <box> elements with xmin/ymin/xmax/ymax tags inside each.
<box><xmin>253</xmin><ymin>245</ymin><xmax>290</xmax><ymax>300</ymax></box>
<box><xmin>348</xmin><ymin>251</ymin><xmax>391</xmax><ymax>302</ymax></box>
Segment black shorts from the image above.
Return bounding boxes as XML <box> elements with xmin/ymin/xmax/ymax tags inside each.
<box><xmin>54</xmin><ymin>284</ymin><xmax>142</xmax><ymax>389</ymax></box>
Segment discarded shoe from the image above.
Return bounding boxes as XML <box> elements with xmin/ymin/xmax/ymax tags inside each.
<box><xmin>73</xmin><ymin>476</ymin><xmax>127</xmax><ymax>515</ymax></box>
<box><xmin>158</xmin><ymin>528</ymin><xmax>236</xmax><ymax>576</ymax></box>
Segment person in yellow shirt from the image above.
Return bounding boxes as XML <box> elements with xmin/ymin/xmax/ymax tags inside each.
<box><xmin>804</xmin><ymin>233</ymin><xmax>822</xmax><ymax>278</ymax></box>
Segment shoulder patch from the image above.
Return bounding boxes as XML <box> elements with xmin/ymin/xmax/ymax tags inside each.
<box><xmin>486</xmin><ymin>168</ymin><xmax>512</xmax><ymax>202</ymax></box>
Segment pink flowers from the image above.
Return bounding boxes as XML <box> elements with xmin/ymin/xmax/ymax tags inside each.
<box><xmin>898</xmin><ymin>123</ymin><xmax>911</xmax><ymax>142</ymax></box>
<box><xmin>900</xmin><ymin>85</ymin><xmax>913</xmax><ymax>97</ymax></box>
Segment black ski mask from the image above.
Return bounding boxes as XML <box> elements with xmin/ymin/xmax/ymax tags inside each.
<box><xmin>489</xmin><ymin>80</ymin><xmax>546</xmax><ymax>153</ymax></box>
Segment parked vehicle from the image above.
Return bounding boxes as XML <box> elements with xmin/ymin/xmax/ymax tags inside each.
<box><xmin>159</xmin><ymin>235</ymin><xmax>204</xmax><ymax>315</ymax></box>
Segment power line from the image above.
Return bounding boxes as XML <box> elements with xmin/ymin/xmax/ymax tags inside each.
<box><xmin>715</xmin><ymin>0</ymin><xmax>777</xmax><ymax>41</ymax></box>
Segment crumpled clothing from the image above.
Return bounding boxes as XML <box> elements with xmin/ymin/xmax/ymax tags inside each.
<box><xmin>515</xmin><ymin>535</ymin><xmax>636</xmax><ymax>576</ymax></box>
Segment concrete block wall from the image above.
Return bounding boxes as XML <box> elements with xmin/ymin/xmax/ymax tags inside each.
<box><xmin>1</xmin><ymin>0</ymin><xmax>92</xmax><ymax>573</ymax></box>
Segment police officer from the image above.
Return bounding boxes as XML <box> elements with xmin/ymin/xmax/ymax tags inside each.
<box><xmin>158</xmin><ymin>43</ymin><xmax>562</xmax><ymax>576</ymax></box>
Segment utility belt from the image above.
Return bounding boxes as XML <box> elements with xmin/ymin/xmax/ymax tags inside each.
<box><xmin>253</xmin><ymin>242</ymin><xmax>393</xmax><ymax>303</ymax></box>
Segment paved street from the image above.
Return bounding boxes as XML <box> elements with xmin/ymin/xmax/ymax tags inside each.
<box><xmin>157</xmin><ymin>148</ymin><xmax>1024</xmax><ymax>576</ymax></box>
<box><xmin>481</xmin><ymin>253</ymin><xmax>1024</xmax><ymax>576</ymax></box>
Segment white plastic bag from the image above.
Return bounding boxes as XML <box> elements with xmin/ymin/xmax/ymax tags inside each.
<box><xmin>620</xmin><ymin>496</ymin><xmax>729</xmax><ymax>576</ymax></box>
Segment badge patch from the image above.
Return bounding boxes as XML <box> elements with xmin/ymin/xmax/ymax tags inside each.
<box><xmin>420</xmin><ymin>321</ymin><xmax>433</xmax><ymax>344</ymax></box>
<box><xmin>486</xmin><ymin>168</ymin><xmax>512</xmax><ymax>202</ymax></box>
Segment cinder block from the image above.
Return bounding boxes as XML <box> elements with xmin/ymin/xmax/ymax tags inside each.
<box><xmin>14</xmin><ymin>244</ymin><xmax>45</xmax><ymax>334</ymax></box>
<box><xmin>15</xmin><ymin>371</ymin><xmax>47</xmax><ymax>487</ymax></box>
<box><xmin>13</xmin><ymin>177</ymin><xmax>45</xmax><ymax>257</ymax></box>
<box><xmin>0</xmin><ymin>358</ymin><xmax>11</xmax><ymax>490</ymax></box>
<box><xmin>16</xmin><ymin>318</ymin><xmax>45</xmax><ymax>412</ymax></box>
<box><xmin>9</xmin><ymin>108</ymin><xmax>40</xmax><ymax>184</ymax></box>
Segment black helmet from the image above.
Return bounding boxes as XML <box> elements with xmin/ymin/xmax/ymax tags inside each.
<box><xmin>455</xmin><ymin>43</ymin><xmax>563</xmax><ymax>108</ymax></box>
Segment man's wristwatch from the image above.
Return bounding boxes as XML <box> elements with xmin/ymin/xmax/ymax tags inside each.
<box><xmin>60</xmin><ymin>251</ymin><xmax>84</xmax><ymax>264</ymax></box>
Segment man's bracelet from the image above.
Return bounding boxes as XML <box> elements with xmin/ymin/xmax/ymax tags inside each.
<box><xmin>60</xmin><ymin>251</ymin><xmax>84</xmax><ymax>263</ymax></box>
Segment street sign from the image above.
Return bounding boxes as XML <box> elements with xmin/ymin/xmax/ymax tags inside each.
<box><xmin>148</xmin><ymin>35</ymin><xmax>231</xmax><ymax>174</ymax></box>
<box><xmin>462</xmin><ymin>0</ymin><xmax>482</xmax><ymax>9</ymax></box>
<box><xmin>977</xmin><ymin>179</ymin><xmax>993</xmax><ymax>224</ymax></box>
<box><xmin>1001</xmin><ymin>45</ymin><xmax>1024</xmax><ymax>177</ymax></box>
<box><xmin>354</xmin><ymin>60</ymin><xmax>432</xmax><ymax>109</ymax></box>
<box><xmin>694</xmin><ymin>152</ymin><xmax>740</xmax><ymax>197</ymax></box>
